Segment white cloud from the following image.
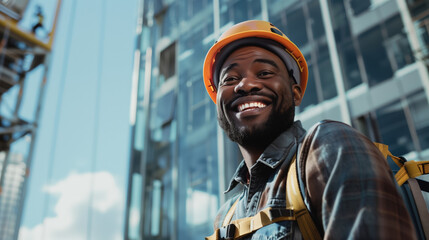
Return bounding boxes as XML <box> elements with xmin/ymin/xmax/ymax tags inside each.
<box><xmin>19</xmin><ymin>172</ymin><xmax>124</xmax><ymax>240</ymax></box>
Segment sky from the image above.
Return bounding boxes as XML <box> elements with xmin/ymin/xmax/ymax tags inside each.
<box><xmin>3</xmin><ymin>0</ymin><xmax>139</xmax><ymax>239</ymax></box>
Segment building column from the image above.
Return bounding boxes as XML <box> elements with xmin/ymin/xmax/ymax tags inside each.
<box><xmin>396</xmin><ymin>0</ymin><xmax>429</xmax><ymax>107</ymax></box>
<box><xmin>319</xmin><ymin>0</ymin><xmax>352</xmax><ymax>125</ymax></box>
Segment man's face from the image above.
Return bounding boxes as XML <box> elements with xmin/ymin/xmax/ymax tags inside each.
<box><xmin>216</xmin><ymin>46</ymin><xmax>302</xmax><ymax>146</ymax></box>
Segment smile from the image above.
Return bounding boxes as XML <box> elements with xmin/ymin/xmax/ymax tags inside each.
<box><xmin>238</xmin><ymin>102</ymin><xmax>267</xmax><ymax>112</ymax></box>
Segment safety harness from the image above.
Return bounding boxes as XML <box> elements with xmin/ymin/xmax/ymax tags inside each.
<box><xmin>206</xmin><ymin>143</ymin><xmax>429</xmax><ymax>240</ymax></box>
<box><xmin>205</xmin><ymin>155</ymin><xmax>322</xmax><ymax>240</ymax></box>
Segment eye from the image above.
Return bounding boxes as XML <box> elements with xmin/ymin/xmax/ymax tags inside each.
<box><xmin>257</xmin><ymin>70</ymin><xmax>274</xmax><ymax>78</ymax></box>
<box><xmin>220</xmin><ymin>75</ymin><xmax>239</xmax><ymax>85</ymax></box>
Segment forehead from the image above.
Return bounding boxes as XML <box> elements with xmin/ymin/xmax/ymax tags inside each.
<box><xmin>221</xmin><ymin>46</ymin><xmax>284</xmax><ymax>68</ymax></box>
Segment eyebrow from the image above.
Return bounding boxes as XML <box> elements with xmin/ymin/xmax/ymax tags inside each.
<box><xmin>254</xmin><ymin>58</ymin><xmax>280</xmax><ymax>70</ymax></box>
<box><xmin>219</xmin><ymin>58</ymin><xmax>280</xmax><ymax>79</ymax></box>
<box><xmin>220</xmin><ymin>63</ymin><xmax>238</xmax><ymax>78</ymax></box>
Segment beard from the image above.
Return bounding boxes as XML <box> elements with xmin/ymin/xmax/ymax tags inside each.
<box><xmin>218</xmin><ymin>99</ymin><xmax>296</xmax><ymax>147</ymax></box>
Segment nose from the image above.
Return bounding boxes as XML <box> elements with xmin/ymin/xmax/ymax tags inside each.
<box><xmin>234</xmin><ymin>76</ymin><xmax>262</xmax><ymax>94</ymax></box>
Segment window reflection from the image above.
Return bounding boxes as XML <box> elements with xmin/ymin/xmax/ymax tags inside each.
<box><xmin>385</xmin><ymin>15</ymin><xmax>414</xmax><ymax>69</ymax></box>
<box><xmin>180</xmin><ymin>0</ymin><xmax>211</xmax><ymax>20</ymax></box>
<box><xmin>299</xmin><ymin>64</ymin><xmax>318</xmax><ymax>111</ymax></box>
<box><xmin>128</xmin><ymin>174</ymin><xmax>142</xmax><ymax>239</ymax></box>
<box><xmin>161</xmin><ymin>4</ymin><xmax>176</xmax><ymax>38</ymax></box>
<box><xmin>186</xmin><ymin>190</ymin><xmax>217</xmax><ymax>226</ymax></box>
<box><xmin>285</xmin><ymin>8</ymin><xmax>308</xmax><ymax>48</ymax></box>
<box><xmin>329</xmin><ymin>0</ymin><xmax>351</xmax><ymax>43</ymax></box>
<box><xmin>375</xmin><ymin>101</ymin><xmax>415</xmax><ymax>155</ymax></box>
<box><xmin>179</xmin><ymin>141</ymin><xmax>219</xmax><ymax>239</ymax></box>
<box><xmin>159</xmin><ymin>43</ymin><xmax>176</xmax><ymax>86</ymax></box>
<box><xmin>186</xmin><ymin>78</ymin><xmax>211</xmax><ymax>131</ymax></box>
<box><xmin>349</xmin><ymin>0</ymin><xmax>371</xmax><ymax>16</ymax></box>
<box><xmin>338</xmin><ymin>40</ymin><xmax>362</xmax><ymax>89</ymax></box>
<box><xmin>359</xmin><ymin>26</ymin><xmax>393</xmax><ymax>86</ymax></box>
<box><xmin>150</xmin><ymin>180</ymin><xmax>162</xmax><ymax>236</ymax></box>
<box><xmin>407</xmin><ymin>91</ymin><xmax>429</xmax><ymax>151</ymax></box>
<box><xmin>151</xmin><ymin>91</ymin><xmax>176</xmax><ymax>143</ymax></box>
<box><xmin>318</xmin><ymin>44</ymin><xmax>337</xmax><ymax>100</ymax></box>
<box><xmin>308</xmin><ymin>0</ymin><xmax>325</xmax><ymax>39</ymax></box>
<box><xmin>220</xmin><ymin>0</ymin><xmax>261</xmax><ymax>27</ymax></box>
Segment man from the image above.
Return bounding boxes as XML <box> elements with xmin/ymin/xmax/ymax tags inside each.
<box><xmin>202</xmin><ymin>20</ymin><xmax>416</xmax><ymax>239</ymax></box>
<box><xmin>31</xmin><ymin>6</ymin><xmax>45</xmax><ymax>35</ymax></box>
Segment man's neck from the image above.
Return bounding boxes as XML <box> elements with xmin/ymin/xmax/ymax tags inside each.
<box><xmin>238</xmin><ymin>144</ymin><xmax>267</xmax><ymax>172</ymax></box>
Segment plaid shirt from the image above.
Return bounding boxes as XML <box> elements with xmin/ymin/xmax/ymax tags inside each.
<box><xmin>213</xmin><ymin>120</ymin><xmax>416</xmax><ymax>239</ymax></box>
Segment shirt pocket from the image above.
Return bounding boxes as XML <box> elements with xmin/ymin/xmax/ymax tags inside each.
<box><xmin>251</xmin><ymin>220</ymin><xmax>293</xmax><ymax>240</ymax></box>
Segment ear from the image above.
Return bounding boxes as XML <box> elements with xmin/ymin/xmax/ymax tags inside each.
<box><xmin>292</xmin><ymin>84</ymin><xmax>303</xmax><ymax>106</ymax></box>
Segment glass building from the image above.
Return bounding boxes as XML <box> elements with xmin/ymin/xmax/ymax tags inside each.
<box><xmin>125</xmin><ymin>0</ymin><xmax>429</xmax><ymax>239</ymax></box>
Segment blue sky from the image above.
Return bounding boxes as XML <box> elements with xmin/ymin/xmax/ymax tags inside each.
<box><xmin>8</xmin><ymin>0</ymin><xmax>139</xmax><ymax>238</ymax></box>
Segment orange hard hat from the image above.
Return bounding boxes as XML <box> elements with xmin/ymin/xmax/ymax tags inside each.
<box><xmin>203</xmin><ymin>20</ymin><xmax>308</xmax><ymax>104</ymax></box>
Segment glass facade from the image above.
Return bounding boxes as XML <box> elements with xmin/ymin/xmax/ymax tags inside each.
<box><xmin>125</xmin><ymin>0</ymin><xmax>429</xmax><ymax>239</ymax></box>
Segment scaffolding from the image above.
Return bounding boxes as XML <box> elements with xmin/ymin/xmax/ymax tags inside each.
<box><xmin>0</xmin><ymin>1</ymin><xmax>61</xmax><ymax>239</ymax></box>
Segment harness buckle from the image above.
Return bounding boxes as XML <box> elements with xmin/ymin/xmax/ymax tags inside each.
<box><xmin>269</xmin><ymin>208</ymin><xmax>294</xmax><ymax>220</ymax></box>
<box><xmin>219</xmin><ymin>224</ymin><xmax>236</xmax><ymax>239</ymax></box>
<box><xmin>420</xmin><ymin>162</ymin><xmax>429</xmax><ymax>174</ymax></box>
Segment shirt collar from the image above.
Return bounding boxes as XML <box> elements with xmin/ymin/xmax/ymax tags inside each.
<box><xmin>224</xmin><ymin>120</ymin><xmax>306</xmax><ymax>193</ymax></box>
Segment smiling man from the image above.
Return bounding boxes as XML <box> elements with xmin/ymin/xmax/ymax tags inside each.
<box><xmin>203</xmin><ymin>20</ymin><xmax>416</xmax><ymax>239</ymax></box>
<box><xmin>216</xmin><ymin>45</ymin><xmax>300</xmax><ymax>169</ymax></box>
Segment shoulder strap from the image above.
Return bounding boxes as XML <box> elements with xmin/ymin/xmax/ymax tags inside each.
<box><xmin>205</xmin><ymin>202</ymin><xmax>296</xmax><ymax>240</ymax></box>
<box><xmin>286</xmin><ymin>156</ymin><xmax>322</xmax><ymax>240</ymax></box>
<box><xmin>374</xmin><ymin>142</ymin><xmax>429</xmax><ymax>239</ymax></box>
<box><xmin>374</xmin><ymin>143</ymin><xmax>429</xmax><ymax>186</ymax></box>
<box><xmin>222</xmin><ymin>198</ymin><xmax>239</xmax><ymax>227</ymax></box>
<box><xmin>206</xmin><ymin>156</ymin><xmax>316</xmax><ymax>240</ymax></box>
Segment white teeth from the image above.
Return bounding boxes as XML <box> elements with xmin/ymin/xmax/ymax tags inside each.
<box><xmin>238</xmin><ymin>102</ymin><xmax>267</xmax><ymax>112</ymax></box>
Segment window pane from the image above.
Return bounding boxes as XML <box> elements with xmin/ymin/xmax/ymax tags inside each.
<box><xmin>318</xmin><ymin>44</ymin><xmax>337</xmax><ymax>100</ymax></box>
<box><xmin>161</xmin><ymin>4</ymin><xmax>176</xmax><ymax>38</ymax></box>
<box><xmin>159</xmin><ymin>43</ymin><xmax>176</xmax><ymax>85</ymax></box>
<box><xmin>128</xmin><ymin>174</ymin><xmax>142</xmax><ymax>239</ymax></box>
<box><xmin>338</xmin><ymin>41</ymin><xmax>362</xmax><ymax>89</ymax></box>
<box><xmin>192</xmin><ymin>79</ymin><xmax>205</xmax><ymax>105</ymax></box>
<box><xmin>154</xmin><ymin>91</ymin><xmax>175</xmax><ymax>126</ymax></box>
<box><xmin>350</xmin><ymin>0</ymin><xmax>370</xmax><ymax>16</ymax></box>
<box><xmin>375</xmin><ymin>101</ymin><xmax>415</xmax><ymax>155</ymax></box>
<box><xmin>385</xmin><ymin>15</ymin><xmax>414</xmax><ymax>69</ymax></box>
<box><xmin>407</xmin><ymin>91</ymin><xmax>429</xmax><ymax>151</ymax></box>
<box><xmin>220</xmin><ymin>0</ymin><xmax>255</xmax><ymax>27</ymax></box>
<box><xmin>329</xmin><ymin>0</ymin><xmax>351</xmax><ymax>43</ymax></box>
<box><xmin>299</xmin><ymin>64</ymin><xmax>318</xmax><ymax>111</ymax></box>
<box><xmin>232</xmin><ymin>0</ymin><xmax>248</xmax><ymax>23</ymax></box>
<box><xmin>179</xmin><ymin>140</ymin><xmax>219</xmax><ymax>239</ymax></box>
<box><xmin>270</xmin><ymin>13</ymin><xmax>286</xmax><ymax>35</ymax></box>
<box><xmin>219</xmin><ymin>1</ymin><xmax>231</xmax><ymax>27</ymax></box>
<box><xmin>151</xmin><ymin>180</ymin><xmax>162</xmax><ymax>236</ymax></box>
<box><xmin>192</xmin><ymin>104</ymin><xmax>206</xmax><ymax>129</ymax></box>
<box><xmin>358</xmin><ymin>26</ymin><xmax>393</xmax><ymax>86</ymax></box>
<box><xmin>308</xmin><ymin>0</ymin><xmax>325</xmax><ymax>39</ymax></box>
<box><xmin>249</xmin><ymin>0</ymin><xmax>261</xmax><ymax>18</ymax></box>
<box><xmin>285</xmin><ymin>7</ymin><xmax>308</xmax><ymax>48</ymax></box>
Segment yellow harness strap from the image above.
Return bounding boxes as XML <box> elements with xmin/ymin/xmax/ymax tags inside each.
<box><xmin>222</xmin><ymin>198</ymin><xmax>239</xmax><ymax>227</ymax></box>
<box><xmin>206</xmin><ymin>156</ymin><xmax>322</xmax><ymax>240</ymax></box>
<box><xmin>374</xmin><ymin>143</ymin><xmax>429</xmax><ymax>186</ymax></box>
<box><xmin>205</xmin><ymin>204</ymin><xmax>296</xmax><ymax>239</ymax></box>
<box><xmin>287</xmin><ymin>157</ymin><xmax>322</xmax><ymax>240</ymax></box>
<box><xmin>207</xmin><ymin>143</ymin><xmax>429</xmax><ymax>240</ymax></box>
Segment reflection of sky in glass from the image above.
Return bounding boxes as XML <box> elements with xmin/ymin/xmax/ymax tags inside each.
<box><xmin>186</xmin><ymin>189</ymin><xmax>218</xmax><ymax>226</ymax></box>
<box><xmin>151</xmin><ymin>180</ymin><xmax>162</xmax><ymax>236</ymax></box>
<box><xmin>128</xmin><ymin>174</ymin><xmax>142</xmax><ymax>239</ymax></box>
<box><xmin>12</xmin><ymin>0</ymin><xmax>139</xmax><ymax>238</ymax></box>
